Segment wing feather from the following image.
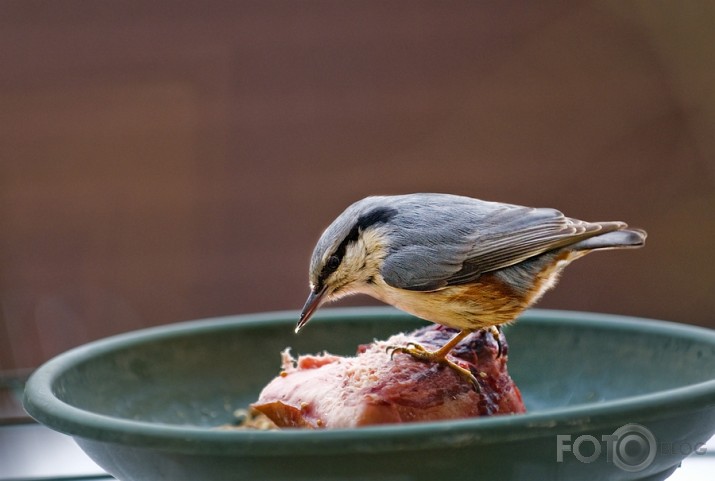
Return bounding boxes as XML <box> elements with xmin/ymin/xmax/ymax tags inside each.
<box><xmin>380</xmin><ymin>195</ymin><xmax>623</xmax><ymax>291</ymax></box>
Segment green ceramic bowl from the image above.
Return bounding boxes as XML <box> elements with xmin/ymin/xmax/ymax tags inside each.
<box><xmin>24</xmin><ymin>308</ymin><xmax>715</xmax><ymax>481</ymax></box>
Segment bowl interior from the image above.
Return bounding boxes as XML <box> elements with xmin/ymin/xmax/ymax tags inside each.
<box><xmin>53</xmin><ymin>311</ymin><xmax>423</xmax><ymax>427</ymax></box>
<box><xmin>47</xmin><ymin>308</ymin><xmax>715</xmax><ymax>428</ymax></box>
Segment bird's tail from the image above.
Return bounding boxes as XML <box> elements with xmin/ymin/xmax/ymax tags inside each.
<box><xmin>572</xmin><ymin>223</ymin><xmax>647</xmax><ymax>251</ymax></box>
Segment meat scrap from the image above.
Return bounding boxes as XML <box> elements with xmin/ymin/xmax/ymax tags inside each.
<box><xmin>252</xmin><ymin>325</ymin><xmax>525</xmax><ymax>429</ymax></box>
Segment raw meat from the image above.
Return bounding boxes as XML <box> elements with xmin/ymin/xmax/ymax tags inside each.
<box><xmin>252</xmin><ymin>325</ymin><xmax>525</xmax><ymax>428</ymax></box>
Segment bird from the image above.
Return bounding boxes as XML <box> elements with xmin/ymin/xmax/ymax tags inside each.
<box><xmin>295</xmin><ymin>193</ymin><xmax>646</xmax><ymax>389</ymax></box>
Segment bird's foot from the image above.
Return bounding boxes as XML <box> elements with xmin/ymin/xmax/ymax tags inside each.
<box><xmin>488</xmin><ymin>325</ymin><xmax>503</xmax><ymax>358</ymax></box>
<box><xmin>387</xmin><ymin>342</ymin><xmax>481</xmax><ymax>392</ymax></box>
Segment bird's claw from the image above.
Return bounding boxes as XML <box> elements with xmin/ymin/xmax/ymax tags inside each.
<box><xmin>386</xmin><ymin>342</ymin><xmax>424</xmax><ymax>358</ymax></box>
<box><xmin>386</xmin><ymin>342</ymin><xmax>481</xmax><ymax>392</ymax></box>
<box><xmin>386</xmin><ymin>343</ymin><xmax>422</xmax><ymax>360</ymax></box>
<box><xmin>488</xmin><ymin>325</ymin><xmax>503</xmax><ymax>358</ymax></box>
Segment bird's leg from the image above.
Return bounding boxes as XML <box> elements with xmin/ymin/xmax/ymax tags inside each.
<box><xmin>387</xmin><ymin>329</ymin><xmax>480</xmax><ymax>391</ymax></box>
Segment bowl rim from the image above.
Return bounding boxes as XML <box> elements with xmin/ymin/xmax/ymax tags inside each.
<box><xmin>23</xmin><ymin>307</ymin><xmax>715</xmax><ymax>455</ymax></box>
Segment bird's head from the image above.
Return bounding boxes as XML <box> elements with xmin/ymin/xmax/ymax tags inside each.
<box><xmin>296</xmin><ymin>197</ymin><xmax>398</xmax><ymax>332</ymax></box>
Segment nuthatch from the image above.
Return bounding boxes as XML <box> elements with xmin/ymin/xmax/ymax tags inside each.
<box><xmin>296</xmin><ymin>193</ymin><xmax>646</xmax><ymax>388</ymax></box>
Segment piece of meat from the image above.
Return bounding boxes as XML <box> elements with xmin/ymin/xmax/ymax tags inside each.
<box><xmin>252</xmin><ymin>325</ymin><xmax>525</xmax><ymax>429</ymax></box>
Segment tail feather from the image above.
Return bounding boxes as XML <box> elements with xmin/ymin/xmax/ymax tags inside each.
<box><xmin>572</xmin><ymin>226</ymin><xmax>647</xmax><ymax>251</ymax></box>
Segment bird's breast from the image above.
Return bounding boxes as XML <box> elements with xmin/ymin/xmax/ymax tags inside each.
<box><xmin>359</xmin><ymin>273</ymin><xmax>527</xmax><ymax>330</ymax></box>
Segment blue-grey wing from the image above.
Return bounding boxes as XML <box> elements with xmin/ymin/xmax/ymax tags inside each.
<box><xmin>380</xmin><ymin>196</ymin><xmax>614</xmax><ymax>291</ymax></box>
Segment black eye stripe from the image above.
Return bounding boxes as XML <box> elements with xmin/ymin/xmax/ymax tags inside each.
<box><xmin>315</xmin><ymin>206</ymin><xmax>398</xmax><ymax>289</ymax></box>
<box><xmin>355</xmin><ymin>206</ymin><xmax>398</xmax><ymax>232</ymax></box>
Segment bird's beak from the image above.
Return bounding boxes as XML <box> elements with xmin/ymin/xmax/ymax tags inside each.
<box><xmin>295</xmin><ymin>286</ymin><xmax>327</xmax><ymax>333</ymax></box>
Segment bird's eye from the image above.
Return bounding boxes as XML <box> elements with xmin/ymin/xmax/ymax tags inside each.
<box><xmin>327</xmin><ymin>255</ymin><xmax>340</xmax><ymax>270</ymax></box>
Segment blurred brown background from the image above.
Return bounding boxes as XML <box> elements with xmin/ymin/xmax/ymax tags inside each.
<box><xmin>1</xmin><ymin>1</ymin><xmax>714</xmax><ymax>374</ymax></box>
